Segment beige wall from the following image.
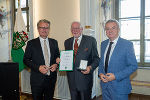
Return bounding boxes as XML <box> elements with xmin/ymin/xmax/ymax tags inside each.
<box><xmin>131</xmin><ymin>69</ymin><xmax>150</xmax><ymax>95</ymax></box>
<box><xmin>32</xmin><ymin>0</ymin><xmax>80</xmax><ymax>50</ymax></box>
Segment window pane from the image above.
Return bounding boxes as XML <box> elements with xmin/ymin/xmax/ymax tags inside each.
<box><xmin>145</xmin><ymin>0</ymin><xmax>150</xmax><ymax>16</ymax></box>
<box><xmin>120</xmin><ymin>0</ymin><xmax>140</xmax><ymax>18</ymax></box>
<box><xmin>145</xmin><ymin>40</ymin><xmax>150</xmax><ymax>62</ymax></box>
<box><xmin>145</xmin><ymin>18</ymin><xmax>150</xmax><ymax>62</ymax></box>
<box><xmin>132</xmin><ymin>41</ymin><xmax>140</xmax><ymax>62</ymax></box>
<box><xmin>120</xmin><ymin>18</ymin><xmax>140</xmax><ymax>40</ymax></box>
<box><xmin>22</xmin><ymin>11</ymin><xmax>27</xmax><ymax>26</ymax></box>
<box><xmin>15</xmin><ymin>0</ymin><xmax>27</xmax><ymax>8</ymax></box>
<box><xmin>145</xmin><ymin>17</ymin><xmax>150</xmax><ymax>39</ymax></box>
<box><xmin>15</xmin><ymin>0</ymin><xmax>19</xmax><ymax>8</ymax></box>
<box><xmin>15</xmin><ymin>11</ymin><xmax>27</xmax><ymax>27</ymax></box>
<box><xmin>20</xmin><ymin>0</ymin><xmax>27</xmax><ymax>8</ymax></box>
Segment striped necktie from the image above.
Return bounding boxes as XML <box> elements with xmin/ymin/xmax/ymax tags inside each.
<box><xmin>44</xmin><ymin>40</ymin><xmax>50</xmax><ymax>75</ymax></box>
<box><xmin>74</xmin><ymin>38</ymin><xmax>78</xmax><ymax>62</ymax></box>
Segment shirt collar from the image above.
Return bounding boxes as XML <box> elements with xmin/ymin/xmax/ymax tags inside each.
<box><xmin>74</xmin><ymin>34</ymin><xmax>82</xmax><ymax>42</ymax></box>
<box><xmin>109</xmin><ymin>36</ymin><xmax>119</xmax><ymax>45</ymax></box>
<box><xmin>39</xmin><ymin>36</ymin><xmax>48</xmax><ymax>42</ymax></box>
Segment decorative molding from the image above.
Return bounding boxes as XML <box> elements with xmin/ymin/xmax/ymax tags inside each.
<box><xmin>131</xmin><ymin>80</ymin><xmax>150</xmax><ymax>88</ymax></box>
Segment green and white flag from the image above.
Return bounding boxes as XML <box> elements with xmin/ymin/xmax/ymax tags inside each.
<box><xmin>11</xmin><ymin>7</ymin><xmax>28</xmax><ymax>72</ymax></box>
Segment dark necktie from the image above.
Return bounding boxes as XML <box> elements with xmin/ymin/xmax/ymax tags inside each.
<box><xmin>74</xmin><ymin>38</ymin><xmax>78</xmax><ymax>62</ymax></box>
<box><xmin>105</xmin><ymin>42</ymin><xmax>113</xmax><ymax>73</ymax></box>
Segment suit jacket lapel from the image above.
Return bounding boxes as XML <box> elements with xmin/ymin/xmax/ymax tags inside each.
<box><xmin>77</xmin><ymin>35</ymin><xmax>86</xmax><ymax>54</ymax></box>
<box><xmin>101</xmin><ymin>40</ymin><xmax>109</xmax><ymax>63</ymax></box>
<box><xmin>109</xmin><ymin>37</ymin><xmax>121</xmax><ymax>65</ymax></box>
<box><xmin>67</xmin><ymin>37</ymin><xmax>74</xmax><ymax>50</ymax></box>
<box><xmin>48</xmin><ymin>39</ymin><xmax>52</xmax><ymax>64</ymax></box>
<box><xmin>48</xmin><ymin>39</ymin><xmax>52</xmax><ymax>54</ymax></box>
<box><xmin>36</xmin><ymin>37</ymin><xmax>45</xmax><ymax>63</ymax></box>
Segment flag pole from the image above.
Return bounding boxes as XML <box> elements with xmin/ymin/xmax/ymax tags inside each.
<box><xmin>11</xmin><ymin>6</ymin><xmax>28</xmax><ymax>100</ymax></box>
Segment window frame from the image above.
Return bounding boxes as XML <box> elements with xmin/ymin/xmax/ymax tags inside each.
<box><xmin>13</xmin><ymin>0</ymin><xmax>29</xmax><ymax>32</ymax></box>
<box><xmin>115</xmin><ymin>0</ymin><xmax>150</xmax><ymax>67</ymax></box>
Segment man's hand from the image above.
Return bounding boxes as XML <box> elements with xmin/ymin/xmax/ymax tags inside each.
<box><xmin>81</xmin><ymin>66</ymin><xmax>92</xmax><ymax>74</ymax></box>
<box><xmin>99</xmin><ymin>73</ymin><xmax>108</xmax><ymax>83</ymax></box>
<box><xmin>56</xmin><ymin>57</ymin><xmax>60</xmax><ymax>64</ymax></box>
<box><xmin>106</xmin><ymin>73</ymin><xmax>116</xmax><ymax>81</ymax></box>
<box><xmin>39</xmin><ymin>65</ymin><xmax>48</xmax><ymax>74</ymax></box>
<box><xmin>49</xmin><ymin>64</ymin><xmax>58</xmax><ymax>72</ymax></box>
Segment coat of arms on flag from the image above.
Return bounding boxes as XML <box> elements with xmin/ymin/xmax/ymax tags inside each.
<box><xmin>11</xmin><ymin>7</ymin><xmax>28</xmax><ymax>72</ymax></box>
<box><xmin>12</xmin><ymin>31</ymin><xmax>28</xmax><ymax>49</ymax></box>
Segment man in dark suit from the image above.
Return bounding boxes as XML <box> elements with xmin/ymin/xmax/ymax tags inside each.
<box><xmin>64</xmin><ymin>21</ymin><xmax>99</xmax><ymax>100</ymax></box>
<box><xmin>98</xmin><ymin>19</ymin><xmax>138</xmax><ymax>100</ymax></box>
<box><xmin>23</xmin><ymin>19</ymin><xmax>60</xmax><ymax>100</ymax></box>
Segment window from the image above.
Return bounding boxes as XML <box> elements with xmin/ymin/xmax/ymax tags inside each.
<box><xmin>14</xmin><ymin>0</ymin><xmax>29</xmax><ymax>32</ymax></box>
<box><xmin>115</xmin><ymin>0</ymin><xmax>150</xmax><ymax>67</ymax></box>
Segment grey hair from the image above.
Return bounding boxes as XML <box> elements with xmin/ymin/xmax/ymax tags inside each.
<box><xmin>37</xmin><ymin>19</ymin><xmax>51</xmax><ymax>28</ymax></box>
<box><xmin>105</xmin><ymin>19</ymin><xmax>120</xmax><ymax>29</ymax></box>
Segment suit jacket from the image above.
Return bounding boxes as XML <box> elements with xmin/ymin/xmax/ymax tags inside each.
<box><xmin>23</xmin><ymin>37</ymin><xmax>60</xmax><ymax>86</ymax></box>
<box><xmin>64</xmin><ymin>35</ymin><xmax>99</xmax><ymax>91</ymax></box>
<box><xmin>98</xmin><ymin>37</ymin><xmax>138</xmax><ymax>94</ymax></box>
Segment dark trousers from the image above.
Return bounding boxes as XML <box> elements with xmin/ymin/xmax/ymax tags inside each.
<box><xmin>70</xmin><ymin>88</ymin><xmax>92</xmax><ymax>100</ymax></box>
<box><xmin>31</xmin><ymin>76</ymin><xmax>57</xmax><ymax>100</ymax></box>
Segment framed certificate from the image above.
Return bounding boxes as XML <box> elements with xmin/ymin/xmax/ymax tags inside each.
<box><xmin>59</xmin><ymin>50</ymin><xmax>74</xmax><ymax>71</ymax></box>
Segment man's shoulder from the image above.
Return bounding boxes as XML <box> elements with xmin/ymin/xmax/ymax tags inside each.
<box><xmin>83</xmin><ymin>35</ymin><xmax>95</xmax><ymax>39</ymax></box>
<box><xmin>27</xmin><ymin>37</ymin><xmax>39</xmax><ymax>43</ymax></box>
<box><xmin>101</xmin><ymin>39</ymin><xmax>109</xmax><ymax>44</ymax></box>
<box><xmin>115</xmin><ymin>38</ymin><xmax>133</xmax><ymax>50</ymax></box>
<box><xmin>65</xmin><ymin>37</ymin><xmax>73</xmax><ymax>42</ymax></box>
<box><xmin>82</xmin><ymin>35</ymin><xmax>96</xmax><ymax>42</ymax></box>
<box><xmin>119</xmin><ymin>38</ymin><xmax>132</xmax><ymax>45</ymax></box>
<box><xmin>48</xmin><ymin>38</ymin><xmax>57</xmax><ymax>42</ymax></box>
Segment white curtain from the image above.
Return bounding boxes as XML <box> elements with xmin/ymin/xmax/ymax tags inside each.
<box><xmin>21</xmin><ymin>0</ymin><xmax>33</xmax><ymax>94</ymax></box>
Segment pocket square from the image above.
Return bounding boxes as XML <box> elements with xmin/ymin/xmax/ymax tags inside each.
<box><xmin>84</xmin><ymin>48</ymin><xmax>88</xmax><ymax>51</ymax></box>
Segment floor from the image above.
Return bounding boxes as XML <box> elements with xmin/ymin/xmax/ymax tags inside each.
<box><xmin>93</xmin><ymin>94</ymin><xmax>150</xmax><ymax>100</ymax></box>
<box><xmin>20</xmin><ymin>93</ymin><xmax>150</xmax><ymax>100</ymax></box>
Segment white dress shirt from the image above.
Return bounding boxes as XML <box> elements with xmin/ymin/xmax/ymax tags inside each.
<box><xmin>39</xmin><ymin>37</ymin><xmax>51</xmax><ymax>64</ymax></box>
<box><xmin>104</xmin><ymin>36</ymin><xmax>119</xmax><ymax>66</ymax></box>
<box><xmin>73</xmin><ymin>34</ymin><xmax>82</xmax><ymax>50</ymax></box>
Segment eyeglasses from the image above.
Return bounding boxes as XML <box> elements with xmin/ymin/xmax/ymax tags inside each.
<box><xmin>105</xmin><ymin>26</ymin><xmax>118</xmax><ymax>31</ymax></box>
<box><xmin>71</xmin><ymin>28</ymin><xmax>81</xmax><ymax>30</ymax></box>
<box><xmin>38</xmin><ymin>27</ymin><xmax>49</xmax><ymax>29</ymax></box>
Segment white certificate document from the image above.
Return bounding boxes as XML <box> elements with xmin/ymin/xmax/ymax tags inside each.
<box><xmin>59</xmin><ymin>50</ymin><xmax>74</xmax><ymax>71</ymax></box>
